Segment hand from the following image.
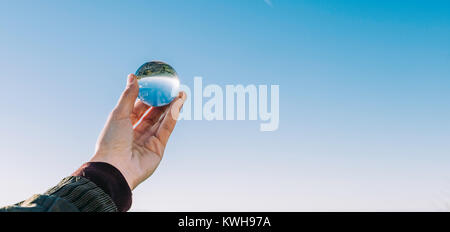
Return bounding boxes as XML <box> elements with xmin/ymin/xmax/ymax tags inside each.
<box><xmin>90</xmin><ymin>74</ymin><xmax>186</xmax><ymax>190</ymax></box>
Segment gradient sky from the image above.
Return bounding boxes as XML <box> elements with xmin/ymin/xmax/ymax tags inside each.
<box><xmin>0</xmin><ymin>0</ymin><xmax>449</xmax><ymax>211</ymax></box>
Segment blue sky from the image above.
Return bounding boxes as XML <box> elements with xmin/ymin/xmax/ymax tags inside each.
<box><xmin>0</xmin><ymin>0</ymin><xmax>449</xmax><ymax>211</ymax></box>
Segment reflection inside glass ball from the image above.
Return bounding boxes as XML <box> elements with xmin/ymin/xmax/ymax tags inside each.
<box><xmin>135</xmin><ymin>61</ymin><xmax>180</xmax><ymax>107</ymax></box>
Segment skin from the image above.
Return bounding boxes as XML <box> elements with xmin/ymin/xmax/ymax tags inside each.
<box><xmin>90</xmin><ymin>74</ymin><xmax>186</xmax><ymax>190</ymax></box>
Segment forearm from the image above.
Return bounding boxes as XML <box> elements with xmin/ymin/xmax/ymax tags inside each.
<box><xmin>0</xmin><ymin>162</ymin><xmax>132</xmax><ymax>212</ymax></box>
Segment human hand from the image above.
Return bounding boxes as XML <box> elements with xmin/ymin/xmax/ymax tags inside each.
<box><xmin>90</xmin><ymin>74</ymin><xmax>186</xmax><ymax>190</ymax></box>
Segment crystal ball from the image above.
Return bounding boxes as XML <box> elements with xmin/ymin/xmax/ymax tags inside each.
<box><xmin>135</xmin><ymin>61</ymin><xmax>180</xmax><ymax>107</ymax></box>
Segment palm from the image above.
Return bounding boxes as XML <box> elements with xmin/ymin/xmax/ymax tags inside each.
<box><xmin>130</xmin><ymin>102</ymin><xmax>173</xmax><ymax>184</ymax></box>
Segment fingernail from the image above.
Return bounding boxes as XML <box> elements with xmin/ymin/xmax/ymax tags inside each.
<box><xmin>127</xmin><ymin>74</ymin><xmax>135</xmax><ymax>85</ymax></box>
<box><xmin>179</xmin><ymin>91</ymin><xmax>187</xmax><ymax>101</ymax></box>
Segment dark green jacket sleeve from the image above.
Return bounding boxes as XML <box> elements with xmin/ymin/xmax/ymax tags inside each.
<box><xmin>0</xmin><ymin>176</ymin><xmax>118</xmax><ymax>212</ymax></box>
<box><xmin>0</xmin><ymin>162</ymin><xmax>132</xmax><ymax>212</ymax></box>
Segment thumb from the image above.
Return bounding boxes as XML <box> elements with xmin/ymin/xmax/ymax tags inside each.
<box><xmin>112</xmin><ymin>74</ymin><xmax>139</xmax><ymax>119</ymax></box>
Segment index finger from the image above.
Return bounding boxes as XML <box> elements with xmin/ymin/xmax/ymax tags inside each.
<box><xmin>155</xmin><ymin>91</ymin><xmax>186</xmax><ymax>146</ymax></box>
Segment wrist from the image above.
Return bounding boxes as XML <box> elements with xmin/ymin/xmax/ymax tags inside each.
<box><xmin>89</xmin><ymin>155</ymin><xmax>138</xmax><ymax>190</ymax></box>
<box><xmin>72</xmin><ymin>162</ymin><xmax>133</xmax><ymax>212</ymax></box>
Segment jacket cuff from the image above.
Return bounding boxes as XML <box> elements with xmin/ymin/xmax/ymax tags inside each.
<box><xmin>72</xmin><ymin>162</ymin><xmax>132</xmax><ymax>212</ymax></box>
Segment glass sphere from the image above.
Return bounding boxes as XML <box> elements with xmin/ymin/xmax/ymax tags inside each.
<box><xmin>135</xmin><ymin>61</ymin><xmax>180</xmax><ymax>107</ymax></box>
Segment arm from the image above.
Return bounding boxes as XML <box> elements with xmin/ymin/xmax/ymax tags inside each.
<box><xmin>0</xmin><ymin>74</ymin><xmax>186</xmax><ymax>212</ymax></box>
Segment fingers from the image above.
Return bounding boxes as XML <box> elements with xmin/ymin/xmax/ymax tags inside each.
<box><xmin>112</xmin><ymin>74</ymin><xmax>139</xmax><ymax>120</ymax></box>
<box><xmin>130</xmin><ymin>100</ymin><xmax>151</xmax><ymax>125</ymax></box>
<box><xmin>155</xmin><ymin>91</ymin><xmax>186</xmax><ymax>146</ymax></box>
<box><xmin>133</xmin><ymin>105</ymin><xmax>167</xmax><ymax>134</ymax></box>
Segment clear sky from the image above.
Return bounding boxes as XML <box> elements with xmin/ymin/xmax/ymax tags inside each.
<box><xmin>0</xmin><ymin>0</ymin><xmax>449</xmax><ymax>211</ymax></box>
